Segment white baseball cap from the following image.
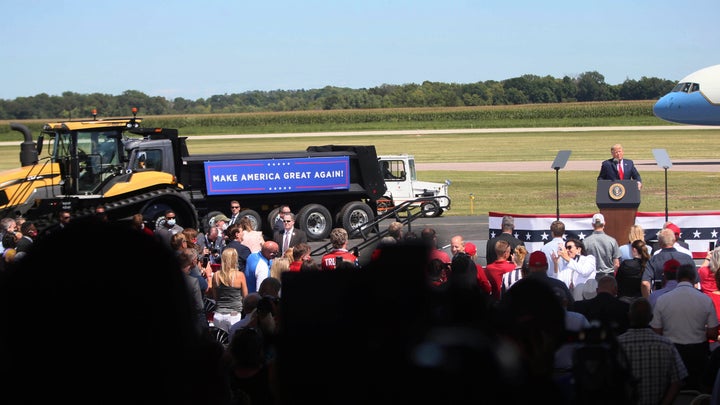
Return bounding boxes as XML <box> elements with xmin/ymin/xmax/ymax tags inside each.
<box><xmin>592</xmin><ymin>213</ymin><xmax>605</xmax><ymax>225</ymax></box>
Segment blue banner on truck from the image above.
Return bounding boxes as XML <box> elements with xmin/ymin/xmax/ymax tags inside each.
<box><xmin>204</xmin><ymin>156</ymin><xmax>350</xmax><ymax>195</ymax></box>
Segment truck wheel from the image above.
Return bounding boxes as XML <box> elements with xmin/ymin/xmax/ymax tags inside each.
<box><xmin>203</xmin><ymin>211</ymin><xmax>224</xmax><ymax>232</ymax></box>
<box><xmin>421</xmin><ymin>201</ymin><xmax>440</xmax><ymax>218</ymax></box>
<box><xmin>267</xmin><ymin>208</ymin><xmax>280</xmax><ymax>231</ymax></box>
<box><xmin>376</xmin><ymin>197</ymin><xmax>393</xmax><ymax>215</ymax></box>
<box><xmin>339</xmin><ymin>201</ymin><xmax>375</xmax><ymax>238</ymax></box>
<box><xmin>141</xmin><ymin>198</ymin><xmax>198</xmax><ymax>231</ymax></box>
<box><xmin>296</xmin><ymin>203</ymin><xmax>332</xmax><ymax>241</ymax></box>
<box><xmin>239</xmin><ymin>209</ymin><xmax>262</xmax><ymax>232</ymax></box>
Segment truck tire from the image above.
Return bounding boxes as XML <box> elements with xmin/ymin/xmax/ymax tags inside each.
<box><xmin>239</xmin><ymin>209</ymin><xmax>262</xmax><ymax>232</ymax></box>
<box><xmin>267</xmin><ymin>208</ymin><xmax>280</xmax><ymax>231</ymax></box>
<box><xmin>296</xmin><ymin>203</ymin><xmax>332</xmax><ymax>241</ymax></box>
<box><xmin>339</xmin><ymin>201</ymin><xmax>375</xmax><ymax>238</ymax></box>
<box><xmin>203</xmin><ymin>210</ymin><xmax>224</xmax><ymax>232</ymax></box>
<box><xmin>376</xmin><ymin>197</ymin><xmax>393</xmax><ymax>215</ymax></box>
<box><xmin>141</xmin><ymin>196</ymin><xmax>197</xmax><ymax>232</ymax></box>
<box><xmin>421</xmin><ymin>200</ymin><xmax>441</xmax><ymax>218</ymax></box>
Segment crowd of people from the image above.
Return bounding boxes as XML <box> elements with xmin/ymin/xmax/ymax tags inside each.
<box><xmin>3</xmin><ymin>164</ymin><xmax>720</xmax><ymax>403</ymax></box>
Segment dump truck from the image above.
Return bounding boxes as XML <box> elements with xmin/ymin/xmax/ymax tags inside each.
<box><xmin>3</xmin><ymin>110</ymin><xmax>451</xmax><ymax>240</ymax></box>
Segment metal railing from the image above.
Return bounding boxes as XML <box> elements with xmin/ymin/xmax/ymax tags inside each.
<box><xmin>310</xmin><ymin>195</ymin><xmax>451</xmax><ymax>258</ymax></box>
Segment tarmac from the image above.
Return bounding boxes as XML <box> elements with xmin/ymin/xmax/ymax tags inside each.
<box><xmin>416</xmin><ymin>159</ymin><xmax>720</xmax><ymax>172</ymax></box>
<box><xmin>309</xmin><ymin>215</ymin><xmax>490</xmax><ymax>266</ymax></box>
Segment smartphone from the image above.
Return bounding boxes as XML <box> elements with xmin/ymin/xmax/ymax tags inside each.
<box><xmin>202</xmin><ymin>256</ymin><xmax>209</xmax><ymax>267</ymax></box>
<box><xmin>711</xmin><ymin>241</ymin><xmax>716</xmax><ymax>251</ymax></box>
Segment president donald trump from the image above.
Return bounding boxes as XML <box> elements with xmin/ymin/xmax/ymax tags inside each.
<box><xmin>598</xmin><ymin>143</ymin><xmax>642</xmax><ymax>190</ymax></box>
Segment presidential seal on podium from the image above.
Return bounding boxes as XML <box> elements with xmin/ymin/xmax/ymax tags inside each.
<box><xmin>609</xmin><ymin>182</ymin><xmax>626</xmax><ymax>201</ymax></box>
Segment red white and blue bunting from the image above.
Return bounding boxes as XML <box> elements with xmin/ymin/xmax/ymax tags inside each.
<box><xmin>489</xmin><ymin>211</ymin><xmax>720</xmax><ymax>259</ymax></box>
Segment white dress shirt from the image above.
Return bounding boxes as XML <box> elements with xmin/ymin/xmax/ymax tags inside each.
<box><xmin>557</xmin><ymin>254</ymin><xmax>597</xmax><ymax>290</ymax></box>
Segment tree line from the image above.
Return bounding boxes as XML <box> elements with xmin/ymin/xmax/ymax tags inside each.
<box><xmin>0</xmin><ymin>71</ymin><xmax>674</xmax><ymax>120</ymax></box>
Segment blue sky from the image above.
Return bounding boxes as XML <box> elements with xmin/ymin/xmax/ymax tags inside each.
<box><xmin>1</xmin><ymin>0</ymin><xmax>718</xmax><ymax>101</ymax></box>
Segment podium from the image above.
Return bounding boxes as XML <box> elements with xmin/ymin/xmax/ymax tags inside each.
<box><xmin>596</xmin><ymin>180</ymin><xmax>641</xmax><ymax>245</ymax></box>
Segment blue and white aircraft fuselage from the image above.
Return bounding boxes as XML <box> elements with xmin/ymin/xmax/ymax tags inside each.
<box><xmin>653</xmin><ymin>64</ymin><xmax>720</xmax><ymax>125</ymax></box>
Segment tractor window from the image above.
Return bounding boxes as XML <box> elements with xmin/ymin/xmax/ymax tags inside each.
<box><xmin>136</xmin><ymin>149</ymin><xmax>162</xmax><ymax>171</ymax></box>
<box><xmin>97</xmin><ymin>136</ymin><xmax>118</xmax><ymax>165</ymax></box>
<box><xmin>51</xmin><ymin>133</ymin><xmax>72</xmax><ymax>160</ymax></box>
<box><xmin>76</xmin><ymin>131</ymin><xmax>121</xmax><ymax>192</ymax></box>
<box><xmin>77</xmin><ymin>134</ymin><xmax>100</xmax><ymax>192</ymax></box>
<box><xmin>136</xmin><ymin>152</ymin><xmax>148</xmax><ymax>170</ymax></box>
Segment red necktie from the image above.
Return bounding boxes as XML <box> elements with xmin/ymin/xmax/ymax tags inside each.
<box><xmin>618</xmin><ymin>163</ymin><xmax>624</xmax><ymax>180</ymax></box>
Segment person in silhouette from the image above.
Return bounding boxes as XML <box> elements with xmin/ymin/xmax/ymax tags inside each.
<box><xmin>0</xmin><ymin>217</ymin><xmax>227</xmax><ymax>404</ymax></box>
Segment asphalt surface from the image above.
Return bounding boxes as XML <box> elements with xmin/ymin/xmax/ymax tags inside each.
<box><xmin>308</xmin><ymin>215</ymin><xmax>489</xmax><ymax>266</ymax></box>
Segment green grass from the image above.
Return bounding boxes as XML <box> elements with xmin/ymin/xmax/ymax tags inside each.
<box><xmin>183</xmin><ymin>129</ymin><xmax>720</xmax><ymax>215</ymax></box>
<box><xmin>421</xmin><ymin>170</ymin><xmax>720</xmax><ymax>216</ymax></box>
<box><xmin>0</xmin><ymin>100</ymin><xmax>662</xmax><ymax>139</ymax></box>
<box><xmin>1</xmin><ymin>102</ymin><xmax>718</xmax><ymax>216</ymax></box>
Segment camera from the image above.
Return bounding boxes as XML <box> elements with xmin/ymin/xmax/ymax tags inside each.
<box><xmin>257</xmin><ymin>295</ymin><xmax>280</xmax><ymax>316</ymax></box>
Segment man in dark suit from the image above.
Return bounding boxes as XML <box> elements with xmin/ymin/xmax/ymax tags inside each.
<box><xmin>273</xmin><ymin>212</ymin><xmax>307</xmax><ymax>255</ymax></box>
<box><xmin>573</xmin><ymin>275</ymin><xmax>630</xmax><ymax>336</ymax></box>
<box><xmin>597</xmin><ymin>143</ymin><xmax>642</xmax><ymax>190</ymax></box>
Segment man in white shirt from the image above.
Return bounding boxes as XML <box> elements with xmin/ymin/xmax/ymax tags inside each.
<box><xmin>541</xmin><ymin>220</ymin><xmax>566</xmax><ymax>278</ymax></box>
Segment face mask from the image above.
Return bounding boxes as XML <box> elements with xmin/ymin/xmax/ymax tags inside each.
<box><xmin>166</xmin><ymin>219</ymin><xmax>176</xmax><ymax>227</ymax></box>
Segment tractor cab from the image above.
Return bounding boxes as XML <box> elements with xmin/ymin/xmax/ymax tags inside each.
<box><xmin>41</xmin><ymin>112</ymin><xmax>142</xmax><ymax>195</ymax></box>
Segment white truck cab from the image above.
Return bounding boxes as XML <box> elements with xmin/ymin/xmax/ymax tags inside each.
<box><xmin>377</xmin><ymin>154</ymin><xmax>451</xmax><ymax>217</ymax></box>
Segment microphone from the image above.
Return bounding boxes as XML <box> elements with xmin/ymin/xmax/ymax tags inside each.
<box><xmin>612</xmin><ymin>158</ymin><xmax>619</xmax><ymax>164</ymax></box>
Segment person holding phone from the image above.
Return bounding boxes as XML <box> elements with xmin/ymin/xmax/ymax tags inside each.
<box><xmin>698</xmin><ymin>245</ymin><xmax>720</xmax><ymax>294</ymax></box>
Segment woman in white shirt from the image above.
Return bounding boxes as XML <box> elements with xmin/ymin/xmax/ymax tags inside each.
<box><xmin>552</xmin><ymin>238</ymin><xmax>597</xmax><ymax>301</ymax></box>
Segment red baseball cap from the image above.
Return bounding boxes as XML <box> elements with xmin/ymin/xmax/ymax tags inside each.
<box><xmin>663</xmin><ymin>259</ymin><xmax>681</xmax><ymax>274</ymax></box>
<box><xmin>464</xmin><ymin>242</ymin><xmax>477</xmax><ymax>256</ymax></box>
<box><xmin>529</xmin><ymin>251</ymin><xmax>547</xmax><ymax>267</ymax></box>
<box><xmin>666</xmin><ymin>223</ymin><xmax>681</xmax><ymax>236</ymax></box>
